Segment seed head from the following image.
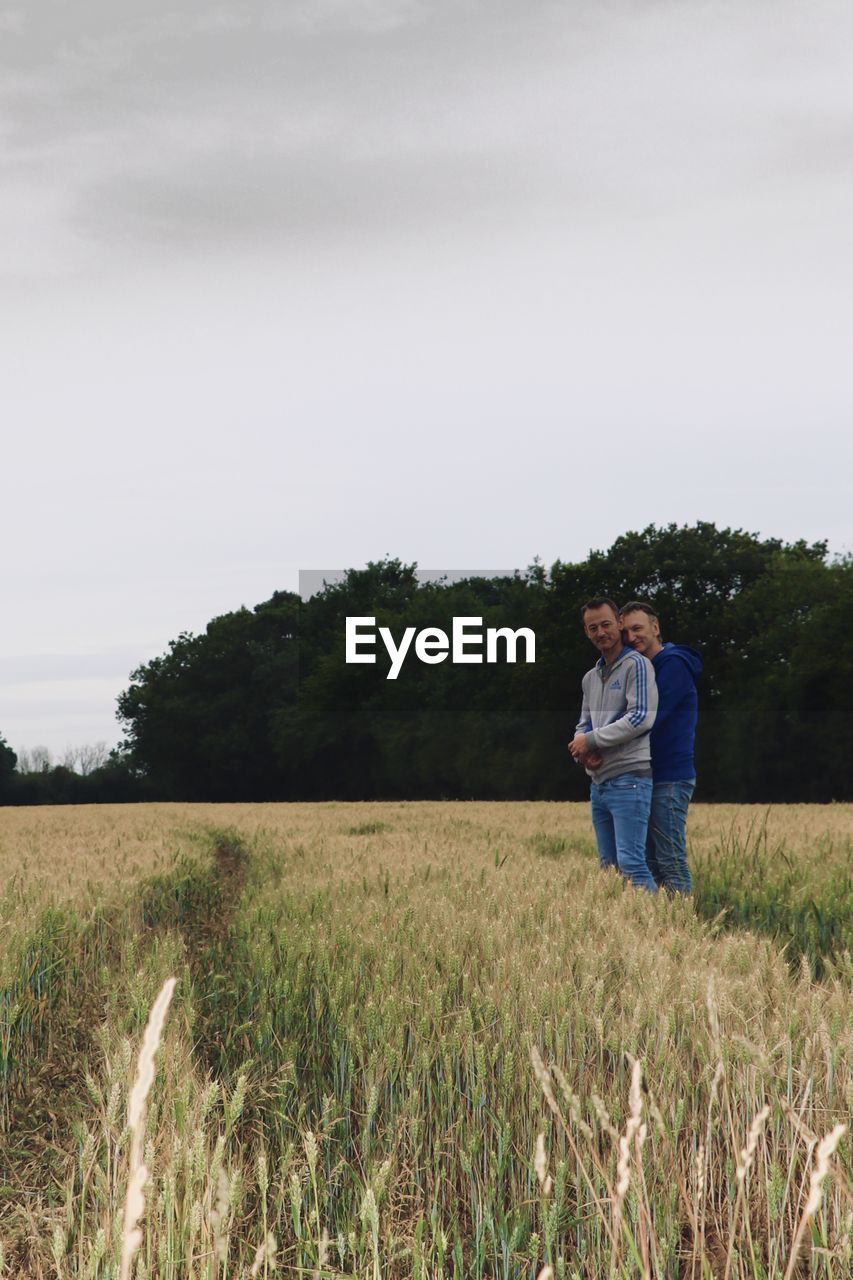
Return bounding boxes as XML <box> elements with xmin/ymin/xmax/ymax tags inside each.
<box><xmin>534</xmin><ymin>1132</ymin><xmax>553</xmax><ymax>1196</ymax></box>
<box><xmin>804</xmin><ymin>1124</ymin><xmax>847</xmax><ymax>1218</ymax></box>
<box><xmin>736</xmin><ymin>1104</ymin><xmax>770</xmax><ymax>1184</ymax></box>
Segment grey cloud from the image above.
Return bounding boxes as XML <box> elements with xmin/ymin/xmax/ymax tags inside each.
<box><xmin>1</xmin><ymin>2</ymin><xmax>571</xmax><ymax>259</ymax></box>
<box><xmin>4</xmin><ymin>1</ymin><xmax>851</xmax><ymax>265</ymax></box>
<box><xmin>0</xmin><ymin>652</ymin><xmax>140</xmax><ymax>686</ymax></box>
<box><xmin>5</xmin><ymin>1</ymin><xmax>851</xmax><ymax>755</ymax></box>
<box><xmin>262</xmin><ymin>0</ymin><xmax>431</xmax><ymax>35</ymax></box>
<box><xmin>0</xmin><ymin>6</ymin><xmax>24</xmax><ymax>35</ymax></box>
<box><xmin>74</xmin><ymin>137</ymin><xmax>558</xmax><ymax>250</ymax></box>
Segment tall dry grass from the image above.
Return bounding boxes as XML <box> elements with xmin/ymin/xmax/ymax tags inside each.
<box><xmin>0</xmin><ymin>803</ymin><xmax>222</xmax><ymax>907</ymax></box>
<box><xmin>0</xmin><ymin>802</ymin><xmax>849</xmax><ymax>1277</ymax></box>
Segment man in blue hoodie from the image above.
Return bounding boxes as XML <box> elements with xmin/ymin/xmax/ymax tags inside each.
<box><xmin>619</xmin><ymin>601</ymin><xmax>703</xmax><ymax>894</ymax></box>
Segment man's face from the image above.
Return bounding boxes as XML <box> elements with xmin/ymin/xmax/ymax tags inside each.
<box><xmin>621</xmin><ymin>610</ymin><xmax>660</xmax><ymax>655</ymax></box>
<box><xmin>583</xmin><ymin>605</ymin><xmax>622</xmax><ymax>658</ymax></box>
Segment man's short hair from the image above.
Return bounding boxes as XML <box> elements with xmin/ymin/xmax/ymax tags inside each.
<box><xmin>620</xmin><ymin>600</ymin><xmax>659</xmax><ymax>621</ymax></box>
<box><xmin>581</xmin><ymin>596</ymin><xmax>620</xmax><ymax>621</ymax></box>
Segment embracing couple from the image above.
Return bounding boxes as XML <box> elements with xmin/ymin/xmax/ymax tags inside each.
<box><xmin>568</xmin><ymin>598</ymin><xmax>702</xmax><ymax>895</ymax></box>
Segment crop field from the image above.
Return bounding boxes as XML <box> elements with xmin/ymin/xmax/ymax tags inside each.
<box><xmin>0</xmin><ymin>802</ymin><xmax>850</xmax><ymax>1279</ymax></box>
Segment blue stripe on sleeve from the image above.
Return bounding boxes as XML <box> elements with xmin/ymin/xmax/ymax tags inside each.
<box><xmin>626</xmin><ymin>653</ymin><xmax>647</xmax><ymax>727</ymax></box>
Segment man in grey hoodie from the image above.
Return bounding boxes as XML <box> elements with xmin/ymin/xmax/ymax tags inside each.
<box><xmin>568</xmin><ymin>598</ymin><xmax>659</xmax><ymax>892</ymax></box>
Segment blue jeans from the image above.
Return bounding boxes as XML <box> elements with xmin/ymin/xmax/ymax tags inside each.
<box><xmin>646</xmin><ymin>779</ymin><xmax>695</xmax><ymax>895</ymax></box>
<box><xmin>590</xmin><ymin>775</ymin><xmax>656</xmax><ymax>892</ymax></box>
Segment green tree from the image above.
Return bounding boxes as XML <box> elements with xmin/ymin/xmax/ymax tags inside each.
<box><xmin>114</xmin><ymin>528</ymin><xmax>850</xmax><ymax>803</ymax></box>
<box><xmin>711</xmin><ymin>555</ymin><xmax>852</xmax><ymax>800</ymax></box>
<box><xmin>0</xmin><ymin>732</ymin><xmax>17</xmax><ymax>799</ymax></box>
<box><xmin>117</xmin><ymin>591</ymin><xmax>300</xmax><ymax>799</ymax></box>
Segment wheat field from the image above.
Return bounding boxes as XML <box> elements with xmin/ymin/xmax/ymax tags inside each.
<box><xmin>0</xmin><ymin>802</ymin><xmax>850</xmax><ymax>1278</ymax></box>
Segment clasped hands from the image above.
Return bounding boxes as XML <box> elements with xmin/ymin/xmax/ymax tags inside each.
<box><xmin>568</xmin><ymin>733</ymin><xmax>603</xmax><ymax>770</ymax></box>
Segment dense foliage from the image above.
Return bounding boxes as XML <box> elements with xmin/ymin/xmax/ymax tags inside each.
<box><xmin>117</xmin><ymin>522</ymin><xmax>851</xmax><ymax>802</ymax></box>
<box><xmin>3</xmin><ymin>522</ymin><xmax>850</xmax><ymax>804</ymax></box>
<box><xmin>0</xmin><ymin>749</ymin><xmax>150</xmax><ymax>806</ymax></box>
<box><xmin>0</xmin><ymin>734</ymin><xmax>16</xmax><ymax>789</ymax></box>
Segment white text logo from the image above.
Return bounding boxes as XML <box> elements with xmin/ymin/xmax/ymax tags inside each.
<box><xmin>345</xmin><ymin>616</ymin><xmax>536</xmax><ymax>680</ymax></box>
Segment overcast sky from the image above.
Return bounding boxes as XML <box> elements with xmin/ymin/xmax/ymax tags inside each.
<box><xmin>3</xmin><ymin>0</ymin><xmax>852</xmax><ymax>756</ymax></box>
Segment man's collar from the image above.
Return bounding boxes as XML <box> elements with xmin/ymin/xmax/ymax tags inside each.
<box><xmin>596</xmin><ymin>644</ymin><xmax>632</xmax><ymax>669</ymax></box>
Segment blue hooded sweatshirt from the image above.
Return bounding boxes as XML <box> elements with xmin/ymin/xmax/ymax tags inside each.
<box><xmin>649</xmin><ymin>643</ymin><xmax>703</xmax><ymax>782</ymax></box>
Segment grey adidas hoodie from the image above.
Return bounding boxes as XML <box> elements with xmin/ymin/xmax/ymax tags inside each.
<box><xmin>575</xmin><ymin>645</ymin><xmax>658</xmax><ymax>784</ymax></box>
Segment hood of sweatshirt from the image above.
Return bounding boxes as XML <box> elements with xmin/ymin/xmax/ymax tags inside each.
<box><xmin>653</xmin><ymin>642</ymin><xmax>702</xmax><ymax>681</ymax></box>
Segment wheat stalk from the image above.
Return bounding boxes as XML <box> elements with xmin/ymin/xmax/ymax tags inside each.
<box><xmin>783</xmin><ymin>1123</ymin><xmax>847</xmax><ymax>1280</ymax></box>
<box><xmin>119</xmin><ymin>977</ymin><xmax>178</xmax><ymax>1280</ymax></box>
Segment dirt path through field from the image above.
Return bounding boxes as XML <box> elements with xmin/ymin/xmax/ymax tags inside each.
<box><xmin>0</xmin><ymin>828</ymin><xmax>249</xmax><ymax>1272</ymax></box>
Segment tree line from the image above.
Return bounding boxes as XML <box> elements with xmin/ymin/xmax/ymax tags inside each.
<box><xmin>0</xmin><ymin>739</ymin><xmax>149</xmax><ymax>805</ymax></box>
<box><xmin>2</xmin><ymin>523</ymin><xmax>850</xmax><ymax>805</ymax></box>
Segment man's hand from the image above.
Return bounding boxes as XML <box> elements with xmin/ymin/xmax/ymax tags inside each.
<box><xmin>568</xmin><ymin>736</ymin><xmax>604</xmax><ymax>770</ymax></box>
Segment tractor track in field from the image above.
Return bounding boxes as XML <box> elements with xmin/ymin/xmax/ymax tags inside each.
<box><xmin>0</xmin><ymin>830</ymin><xmax>249</xmax><ymax>1274</ymax></box>
<box><xmin>180</xmin><ymin>833</ymin><xmax>248</xmax><ymax>964</ymax></box>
